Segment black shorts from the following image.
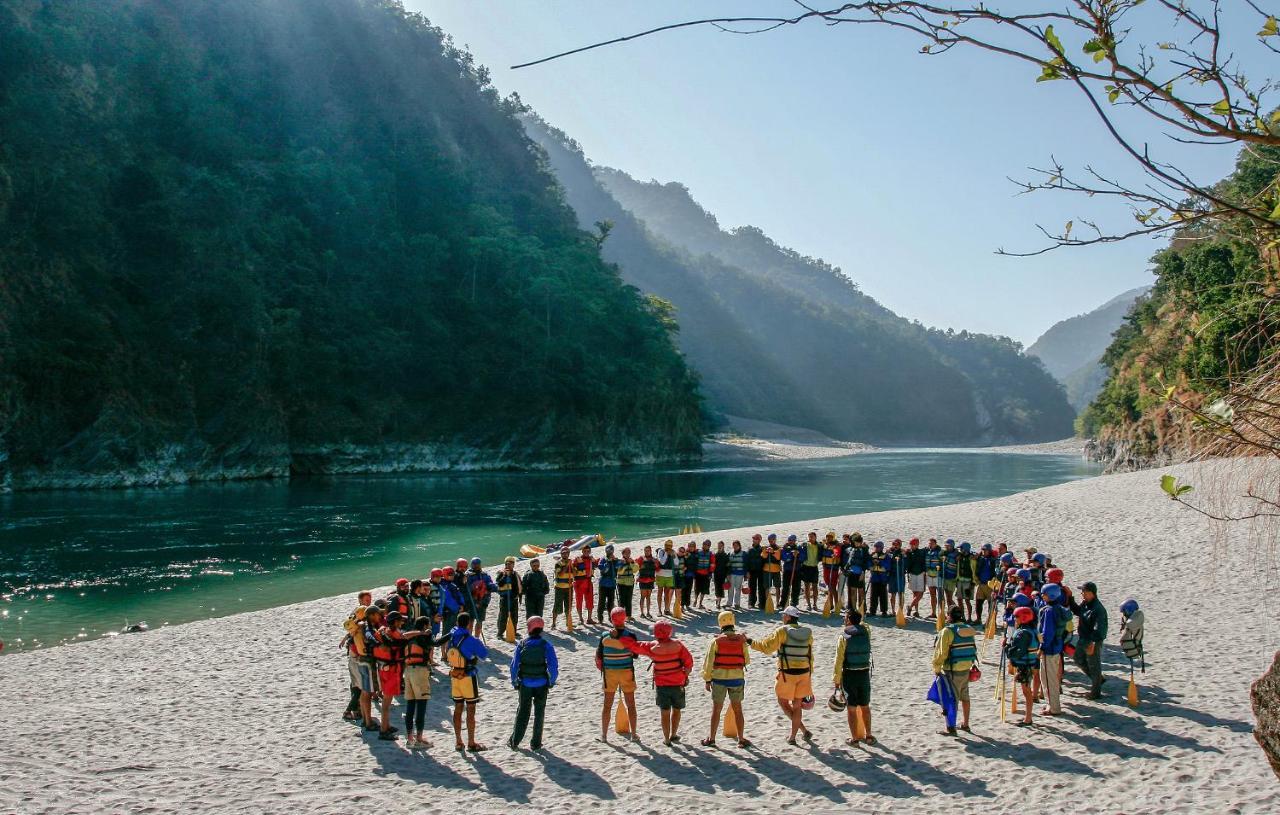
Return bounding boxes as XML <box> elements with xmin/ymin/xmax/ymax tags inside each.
<box><xmin>1015</xmin><ymin>664</ymin><xmax>1035</xmax><ymax>684</ymax></box>
<box><xmin>846</xmin><ymin>573</ymin><xmax>865</xmax><ymax>588</ymax></box>
<box><xmin>695</xmin><ymin>573</ymin><xmax>711</xmax><ymax>593</ymax></box>
<box><xmin>800</xmin><ymin>565</ymin><xmax>820</xmax><ymax>584</ymax></box>
<box><xmin>655</xmin><ymin>685</ymin><xmax>686</xmax><ymax>710</ymax></box>
<box><xmin>841</xmin><ymin>668</ymin><xmax>871</xmax><ymax>707</ymax></box>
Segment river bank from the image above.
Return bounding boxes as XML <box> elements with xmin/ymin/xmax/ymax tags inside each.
<box><xmin>1</xmin><ymin>459</ymin><xmax>1275</xmax><ymax>814</ymax></box>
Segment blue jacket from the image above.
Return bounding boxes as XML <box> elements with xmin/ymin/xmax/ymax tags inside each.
<box><xmin>975</xmin><ymin>554</ymin><xmax>998</xmax><ymax>583</ymax></box>
<box><xmin>1038</xmin><ymin>603</ymin><xmax>1067</xmax><ymax>656</ymax></box>
<box><xmin>870</xmin><ymin>553</ymin><xmax>891</xmax><ymax>584</ymax></box>
<box><xmin>466</xmin><ymin>570</ymin><xmax>498</xmax><ymax>606</ymax></box>
<box><xmin>439</xmin><ymin>581</ymin><xmax>465</xmax><ymax>614</ymax></box>
<box><xmin>442</xmin><ymin>626</ymin><xmax>488</xmax><ymax>676</ymax></box>
<box><xmin>510</xmin><ymin>634</ymin><xmax>558</xmax><ymax>689</ymax></box>
<box><xmin>596</xmin><ymin>557</ymin><xmax>619</xmax><ymax>589</ymax></box>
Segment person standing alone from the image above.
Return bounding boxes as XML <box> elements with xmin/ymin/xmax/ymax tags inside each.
<box><xmin>508</xmin><ymin>616</ymin><xmax>557</xmax><ymax>751</ymax></box>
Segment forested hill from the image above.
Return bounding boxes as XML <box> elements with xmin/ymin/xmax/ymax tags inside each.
<box><xmin>525</xmin><ymin>118</ymin><xmax>1074</xmax><ymax>444</ymax></box>
<box><xmin>0</xmin><ymin>0</ymin><xmax>703</xmax><ymax>490</ymax></box>
<box><xmin>1027</xmin><ymin>286</ymin><xmax>1151</xmax><ymax>413</ymax></box>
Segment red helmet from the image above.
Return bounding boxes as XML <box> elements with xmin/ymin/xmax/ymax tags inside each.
<box><xmin>1006</xmin><ymin>567</ymin><xmax>1019</xmax><ymax>578</ymax></box>
<box><xmin>1046</xmin><ymin>568</ymin><xmax>1064</xmax><ymax>584</ymax></box>
<box><xmin>429</xmin><ymin>568</ymin><xmax>443</xmax><ymax>579</ymax></box>
<box><xmin>442</xmin><ymin>566</ymin><xmax>455</xmax><ymax>578</ymax></box>
<box><xmin>455</xmin><ymin>558</ymin><xmax>467</xmax><ymax>569</ymax></box>
<box><xmin>1013</xmin><ymin>607</ymin><xmax>1036</xmax><ymax>625</ymax></box>
<box><xmin>653</xmin><ymin>620</ymin><xmax>674</xmax><ymax>640</ymax></box>
<box><xmin>610</xmin><ymin>607</ymin><xmax>628</xmax><ymax>628</ymax></box>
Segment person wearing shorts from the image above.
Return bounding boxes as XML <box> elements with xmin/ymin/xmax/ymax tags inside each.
<box><xmin>905</xmin><ymin>538</ymin><xmax>927</xmax><ymax>617</ymax></box>
<box><xmin>436</xmin><ymin>612</ymin><xmax>490</xmax><ymax>751</ymax></box>
<box><xmin>931</xmin><ymin>606</ymin><xmax>977</xmax><ymax>736</ymax></box>
<box><xmin>402</xmin><ymin>618</ymin><xmax>433</xmax><ymax>747</ymax></box>
<box><xmin>596</xmin><ymin>610</ymin><xmax>640</xmax><ymax>742</ymax></box>
<box><xmin>624</xmin><ymin>618</ymin><xmax>694</xmax><ymax>746</ymax></box>
<box><xmin>702</xmin><ymin>611</ymin><xmax>751</xmax><ymax>747</ymax></box>
<box><xmin>751</xmin><ymin>607</ymin><xmax>814</xmax><ymax>745</ymax></box>
<box><xmin>833</xmin><ymin>609</ymin><xmax>874</xmax><ymax>744</ymax></box>
<box><xmin>552</xmin><ymin>551</ymin><xmax>574</xmax><ymax>629</ymax></box>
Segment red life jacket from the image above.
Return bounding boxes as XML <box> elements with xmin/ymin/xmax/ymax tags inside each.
<box><xmin>712</xmin><ymin>634</ymin><xmax>747</xmax><ymax>670</ymax></box>
<box><xmin>649</xmin><ymin>640</ymin><xmax>688</xmax><ymax>687</ymax></box>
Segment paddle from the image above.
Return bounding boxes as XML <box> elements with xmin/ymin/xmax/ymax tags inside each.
<box><xmin>615</xmin><ymin>698</ymin><xmax>630</xmax><ymax>734</ymax></box>
<box><xmin>822</xmin><ymin>591</ymin><xmax>833</xmax><ymax>618</ymax></box>
<box><xmin>1127</xmin><ymin>660</ymin><xmax>1140</xmax><ymax>707</ymax></box>
<box><xmin>504</xmin><ymin>611</ymin><xmax>517</xmax><ymax>644</ymax></box>
<box><xmin>722</xmin><ymin>704</ymin><xmax>738</xmax><ymax>738</ymax></box>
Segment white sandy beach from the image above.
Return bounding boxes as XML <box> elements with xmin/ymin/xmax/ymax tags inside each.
<box><xmin>1</xmin><ymin>459</ymin><xmax>1277</xmax><ymax>815</ymax></box>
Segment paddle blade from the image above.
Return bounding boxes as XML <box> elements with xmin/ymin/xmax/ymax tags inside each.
<box><xmin>896</xmin><ymin>604</ymin><xmax>907</xmax><ymax>628</ymax></box>
<box><xmin>673</xmin><ymin>595</ymin><xmax>683</xmax><ymax>620</ymax></box>
<box><xmin>565</xmin><ymin>613</ymin><xmax>574</xmax><ymax>633</ymax></box>
<box><xmin>615</xmin><ymin>702</ymin><xmax>630</xmax><ymax>733</ymax></box>
<box><xmin>984</xmin><ymin>607</ymin><xmax>997</xmax><ymax>640</ymax></box>
<box><xmin>822</xmin><ymin>593</ymin><xmax>833</xmax><ymax>618</ymax></box>
<box><xmin>1128</xmin><ymin>676</ymin><xmax>1140</xmax><ymax>707</ymax></box>
<box><xmin>504</xmin><ymin>616</ymin><xmax>516</xmax><ymax>643</ymax></box>
<box><xmin>765</xmin><ymin>593</ymin><xmax>776</xmax><ymax>614</ymax></box>
<box><xmin>936</xmin><ymin>608</ymin><xmax>946</xmax><ymax>632</ymax></box>
<box><xmin>723</xmin><ymin>711</ymin><xmax>738</xmax><ymax>738</ymax></box>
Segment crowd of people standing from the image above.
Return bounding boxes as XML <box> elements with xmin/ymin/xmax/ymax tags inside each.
<box><xmin>339</xmin><ymin>531</ymin><xmax>1146</xmax><ymax>752</ymax></box>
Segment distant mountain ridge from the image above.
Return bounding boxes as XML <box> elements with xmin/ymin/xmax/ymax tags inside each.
<box><xmin>525</xmin><ymin>116</ymin><xmax>1076</xmax><ymax>445</ymax></box>
<box><xmin>1028</xmin><ymin>286</ymin><xmax>1151</xmax><ymax>412</ymax></box>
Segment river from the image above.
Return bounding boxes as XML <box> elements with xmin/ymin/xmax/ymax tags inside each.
<box><xmin>0</xmin><ymin>450</ymin><xmax>1100</xmax><ymax>652</ymax></box>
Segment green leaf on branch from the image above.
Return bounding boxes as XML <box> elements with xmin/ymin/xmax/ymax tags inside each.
<box><xmin>1161</xmin><ymin>475</ymin><xmax>1194</xmax><ymax>499</ymax></box>
<box><xmin>1044</xmin><ymin>25</ymin><xmax>1064</xmax><ymax>55</ymax></box>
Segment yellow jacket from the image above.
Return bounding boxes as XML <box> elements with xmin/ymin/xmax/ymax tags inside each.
<box><xmin>751</xmin><ymin>623</ymin><xmax>813</xmax><ymax>671</ymax></box>
<box><xmin>931</xmin><ymin>623</ymin><xmax>978</xmax><ymax>673</ymax></box>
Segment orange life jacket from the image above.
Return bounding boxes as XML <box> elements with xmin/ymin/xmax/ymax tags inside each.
<box><xmin>713</xmin><ymin>633</ymin><xmax>747</xmax><ymax>670</ymax></box>
<box><xmin>403</xmin><ymin>637</ymin><xmax>429</xmax><ymax>666</ymax></box>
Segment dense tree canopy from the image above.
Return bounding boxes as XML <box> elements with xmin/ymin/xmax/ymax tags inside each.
<box><xmin>0</xmin><ymin>0</ymin><xmax>703</xmax><ymax>487</ymax></box>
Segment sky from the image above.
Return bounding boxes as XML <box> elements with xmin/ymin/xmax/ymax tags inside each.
<box><xmin>415</xmin><ymin>1</ymin><xmax>1266</xmax><ymax>345</ymax></box>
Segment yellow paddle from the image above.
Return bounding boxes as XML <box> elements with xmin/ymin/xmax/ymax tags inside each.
<box><xmin>673</xmin><ymin>591</ymin><xmax>684</xmax><ymax>620</ymax></box>
<box><xmin>504</xmin><ymin>615</ymin><xmax>516</xmax><ymax>643</ymax></box>
<box><xmin>895</xmin><ymin>601</ymin><xmax>906</xmax><ymax>628</ymax></box>
<box><xmin>822</xmin><ymin>592</ymin><xmax>833</xmax><ymax>618</ymax></box>
<box><xmin>615</xmin><ymin>701</ymin><xmax>630</xmax><ymax>734</ymax></box>
<box><xmin>723</xmin><ymin>709</ymin><xmax>739</xmax><ymax>738</ymax></box>
<box><xmin>1127</xmin><ymin>666</ymin><xmax>1140</xmax><ymax>707</ymax></box>
<box><xmin>565</xmin><ymin>608</ymin><xmax>575</xmax><ymax>633</ymax></box>
<box><xmin>765</xmin><ymin>590</ymin><xmax>776</xmax><ymax>615</ymax></box>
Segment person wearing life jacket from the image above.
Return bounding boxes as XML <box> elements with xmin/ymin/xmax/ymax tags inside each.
<box><xmin>832</xmin><ymin>608</ymin><xmax>874</xmax><ymax>745</ymax></box>
<box><xmin>1006</xmin><ymin>606</ymin><xmax>1041</xmax><ymax>726</ymax></box>
<box><xmin>745</xmin><ymin>534</ymin><xmax>765</xmax><ymax>610</ymax></box>
<box><xmin>932</xmin><ymin>606</ymin><xmax>978</xmax><ymax>736</ymax></box>
<box><xmin>867</xmin><ymin>541</ymin><xmax>890</xmax><ymax>617</ymax></box>
<box><xmin>450</xmin><ymin>559</ymin><xmax>477</xmax><ymax>623</ymax></box>
<box><xmin>495</xmin><ymin>556</ymin><xmax>522</xmax><ymax>642</ymax></box>
<box><xmin>887</xmin><ymin>539</ymin><xmax>906</xmax><ymax>617</ymax></box>
<box><xmin>905</xmin><ymin>538</ymin><xmax>927</xmax><ymax>617</ymax></box>
<box><xmin>551</xmin><ymin>549</ymin><xmax>574</xmax><ymax>629</ymax></box>
<box><xmin>572</xmin><ymin>545</ymin><xmax>596</xmax><ymax>626</ymax></box>
<box><xmin>691</xmin><ymin>540</ymin><xmax>712</xmax><ymax>609</ymax></box>
<box><xmin>616</xmin><ymin>547</ymin><xmax>638</xmax><ymax>618</ymax></box>
<box><xmin>941</xmin><ymin>539</ymin><xmax>960</xmax><ymax>610</ymax></box>
<box><xmin>1119</xmin><ymin>597</ymin><xmax>1144</xmax><ymax>670</ymax></box>
<box><xmin>385</xmin><ymin>578</ymin><xmax>413</xmax><ymax>621</ymax></box>
<box><xmin>673</xmin><ymin>544</ymin><xmax>690</xmax><ymax>612</ymax></box>
<box><xmin>343</xmin><ymin>601</ymin><xmax>376</xmax><ymax>726</ymax></box>
<box><xmin>1069</xmin><ymin>581</ymin><xmax>1109</xmax><ymax>699</ymax></box>
<box><xmin>596</xmin><ymin>544</ymin><xmax>620</xmax><ymax>621</ymax></box>
<box><xmin>713</xmin><ymin>540</ymin><xmax>730</xmax><ymax>610</ymax></box>
<box><xmin>763</xmin><ymin>534</ymin><xmax>783</xmax><ymax>608</ymax></box>
<box><xmin>821</xmin><ymin>533</ymin><xmax>842</xmax><ymax>607</ymax></box>
<box><xmin>624</xmin><ymin>617</ymin><xmax>694</xmax><ymax>747</ymax></box>
<box><xmin>637</xmin><ymin>545</ymin><xmax>657</xmax><ymax>619</ymax></box>
<box><xmin>508</xmin><ymin>616</ymin><xmax>558</xmax><ymax>751</ymax></box>
<box><xmin>402</xmin><ymin>617</ymin><xmax>434</xmax><ymax>748</ymax></box>
<box><xmin>799</xmin><ymin>531</ymin><xmax>822</xmax><ymax>611</ymax></box>
<box><xmin>374</xmin><ymin>609</ymin><xmax>427</xmax><ymax>741</ymax></box>
<box><xmin>1037</xmin><ymin>582</ymin><xmax>1069</xmax><ymax>716</ymax></box>
<box><xmin>955</xmin><ymin>542</ymin><xmax>977</xmax><ymax>623</ymax></box>
<box><xmin>439</xmin><ymin>566</ymin><xmax>465</xmax><ymax>635</ymax></box>
<box><xmin>701</xmin><ymin>610</ymin><xmax>752</xmax><ymax>748</ymax></box>
<box><xmin>780</xmin><ymin>535</ymin><xmax>803</xmax><ymax>609</ymax></box>
<box><xmin>522</xmin><ymin>558</ymin><xmax>549</xmax><ymax>621</ymax></box>
<box><xmin>354</xmin><ymin>605</ymin><xmax>384</xmax><ymax>731</ymax></box>
<box><xmin>656</xmin><ymin>540</ymin><xmax>677</xmax><ymax>616</ymax></box>
<box><xmin>923</xmin><ymin>538</ymin><xmax>944</xmax><ymax>619</ymax></box>
<box><xmin>410</xmin><ymin>578</ymin><xmax>439</xmax><ymax>665</ymax></box>
<box><xmin>1029</xmin><ymin>552</ymin><xmax>1048</xmax><ymax>589</ymax></box>
<box><xmin>595</xmin><ymin>607</ymin><xmax>641</xmax><ymax>742</ymax></box>
<box><xmin>433</xmin><ymin>611</ymin><xmax>490</xmax><ymax>751</ymax></box>
<box><xmin>843</xmin><ymin>535</ymin><xmax>870</xmax><ymax>613</ymax></box>
<box><xmin>751</xmin><ymin>606</ymin><xmax>815</xmax><ymax>746</ymax></box>
<box><xmin>682</xmin><ymin>543</ymin><xmax>699</xmax><ymax>609</ymax></box>
<box><xmin>466</xmin><ymin>558</ymin><xmax>497</xmax><ymax>637</ymax></box>
<box><xmin>974</xmin><ymin>544</ymin><xmax>999</xmax><ymax>625</ymax></box>
<box><xmin>726</xmin><ymin>540</ymin><xmax>747</xmax><ymax>610</ymax></box>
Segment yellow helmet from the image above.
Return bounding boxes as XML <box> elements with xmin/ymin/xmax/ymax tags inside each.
<box><xmin>717</xmin><ymin>610</ymin><xmax>736</xmax><ymax>628</ymax></box>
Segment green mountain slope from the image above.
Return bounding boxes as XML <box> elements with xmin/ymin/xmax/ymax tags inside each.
<box><xmin>0</xmin><ymin>0</ymin><xmax>702</xmax><ymax>489</ymax></box>
<box><xmin>526</xmin><ymin>117</ymin><xmax>1075</xmax><ymax>444</ymax></box>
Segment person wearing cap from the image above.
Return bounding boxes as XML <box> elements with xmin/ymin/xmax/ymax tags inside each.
<box><xmin>931</xmin><ymin>606</ymin><xmax>977</xmax><ymax>736</ymax></box>
<box><xmin>924</xmin><ymin>538</ymin><xmax>944</xmax><ymax>619</ymax></box>
<box><xmin>523</xmin><ymin>557</ymin><xmax>550</xmax><ymax>621</ymax></box>
<box><xmin>1028</xmin><ymin>552</ymin><xmax>1048</xmax><ymax>590</ymax></box>
<box><xmin>1069</xmin><ymin>581</ymin><xmax>1109</xmax><ymax>699</ymax></box>
<box><xmin>867</xmin><ymin>541</ymin><xmax>890</xmax><ymax>617</ymax></box>
<box><xmin>572</xmin><ymin>545</ymin><xmax>596</xmax><ymax>626</ymax></box>
<box><xmin>763</xmin><ymin>533</ymin><xmax>783</xmax><ymax>607</ymax></box>
<box><xmin>495</xmin><ymin>556</ymin><xmax>522</xmax><ymax>641</ymax></box>
<box><xmin>744</xmin><ymin>535</ymin><xmax>765</xmax><ymax>610</ymax></box>
<box><xmin>596</xmin><ymin>607</ymin><xmax>640</xmax><ymax>742</ymax></box>
<box><xmin>438</xmin><ymin>566</ymin><xmax>464</xmax><ymax>635</ymax></box>
<box><xmin>466</xmin><ymin>558</ymin><xmax>497</xmax><ymax>637</ymax></box>
<box><xmin>843</xmin><ymin>534</ymin><xmax>870</xmax><ymax>613</ymax></box>
<box><xmin>624</xmin><ymin>616</ymin><xmax>694</xmax><ymax>746</ymax></box>
<box><xmin>616</xmin><ymin>547</ymin><xmax>638</xmax><ymax>619</ymax></box>
<box><xmin>701</xmin><ymin>609</ymin><xmax>751</xmax><ymax>747</ymax></box>
<box><xmin>680</xmin><ymin>544</ymin><xmax>698</xmax><ymax>610</ymax></box>
<box><xmin>832</xmin><ymin>608</ymin><xmax>874</xmax><ymax>745</ymax></box>
<box><xmin>373</xmin><ymin>608</ymin><xmax>429</xmax><ymax>741</ymax></box>
<box><xmin>1038</xmin><ymin>582</ymin><xmax>1069</xmax><ymax>715</ymax></box>
<box><xmin>637</xmin><ymin>545</ymin><xmax>658</xmax><ymax>618</ymax></box>
<box><xmin>905</xmin><ymin>538</ymin><xmax>927</xmax><ymax>617</ymax></box>
<box><xmin>508</xmin><ymin>616</ymin><xmax>558</xmax><ymax>750</ymax></box>
<box><xmin>344</xmin><ymin>600</ymin><xmax>376</xmax><ymax>725</ymax></box>
<box><xmin>941</xmin><ymin>539</ymin><xmax>960</xmax><ymax>610</ymax></box>
<box><xmin>751</xmin><ymin>605</ymin><xmax>815</xmax><ymax>745</ymax></box>
<box><xmin>780</xmin><ymin>535</ymin><xmax>803</xmax><ymax>609</ymax></box>
<box><xmin>955</xmin><ymin>543</ymin><xmax>977</xmax><ymax>623</ymax></box>
<box><xmin>551</xmin><ymin>549</ymin><xmax>574</xmax><ymax>629</ymax></box>
<box><xmin>1006</xmin><ymin>605</ymin><xmax>1041</xmax><ymax>726</ymax></box>
<box><xmin>386</xmin><ymin>578</ymin><xmax>413</xmax><ymax>620</ymax></box>
<box><xmin>821</xmin><ymin>533</ymin><xmax>843</xmax><ymax>610</ymax></box>
<box><xmin>596</xmin><ymin>544</ymin><xmax>620</xmax><ymax>621</ymax></box>
<box><xmin>450</xmin><ymin>560</ymin><xmax>477</xmax><ymax>625</ymax></box>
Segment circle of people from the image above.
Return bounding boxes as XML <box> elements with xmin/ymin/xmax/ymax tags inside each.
<box><xmin>341</xmin><ymin>532</ymin><xmax>1146</xmax><ymax>752</ymax></box>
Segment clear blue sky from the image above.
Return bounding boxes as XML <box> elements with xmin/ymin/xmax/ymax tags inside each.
<box><xmin>415</xmin><ymin>1</ymin><xmax>1262</xmax><ymax>345</ymax></box>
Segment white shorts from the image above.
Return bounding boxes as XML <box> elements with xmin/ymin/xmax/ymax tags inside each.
<box><xmin>908</xmin><ymin>573</ymin><xmax>926</xmax><ymax>593</ymax></box>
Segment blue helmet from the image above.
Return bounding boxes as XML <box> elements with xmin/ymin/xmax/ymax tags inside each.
<box><xmin>959</xmin><ymin>542</ymin><xmax>971</xmax><ymax>552</ymax></box>
<box><xmin>980</xmin><ymin>543</ymin><xmax>993</xmax><ymax>551</ymax></box>
<box><xmin>1016</xmin><ymin>568</ymin><xmax>1032</xmax><ymax>582</ymax></box>
<box><xmin>874</xmin><ymin>540</ymin><xmax>884</xmax><ymax>549</ymax></box>
<box><xmin>1000</xmin><ymin>553</ymin><xmax>1015</xmax><ymax>565</ymax></box>
<box><xmin>945</xmin><ymin>538</ymin><xmax>955</xmax><ymax>546</ymax></box>
<box><xmin>470</xmin><ymin>557</ymin><xmax>482</xmax><ymax>566</ymax></box>
<box><xmin>1120</xmin><ymin>598</ymin><xmax>1139</xmax><ymax>617</ymax></box>
<box><xmin>1032</xmin><ymin>552</ymin><xmax>1047</xmax><ymax>565</ymax></box>
<box><xmin>1042</xmin><ymin>583</ymin><xmax>1063</xmax><ymax>602</ymax></box>
<box><xmin>1013</xmin><ymin>594</ymin><xmax>1033</xmax><ymax>608</ymax></box>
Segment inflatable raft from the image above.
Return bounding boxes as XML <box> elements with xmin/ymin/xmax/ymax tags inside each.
<box><xmin>518</xmin><ymin>533</ymin><xmax>605</xmax><ymax>560</ymax></box>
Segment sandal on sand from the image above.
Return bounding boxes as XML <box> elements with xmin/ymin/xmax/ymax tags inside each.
<box><xmin>737</xmin><ymin>739</ymin><xmax>753</xmax><ymax>749</ymax></box>
<box><xmin>937</xmin><ymin>729</ymin><xmax>957</xmax><ymax>737</ymax></box>
<box><xmin>454</xmin><ymin>743</ymin><xmax>465</xmax><ymax>752</ymax></box>
<box><xmin>670</xmin><ymin>735</ymin><xmax>681</xmax><ymax>743</ymax></box>
<box><xmin>786</xmin><ymin>736</ymin><xmax>799</xmax><ymax>746</ymax></box>
<box><xmin>958</xmin><ymin>725</ymin><xmax>972</xmax><ymax>733</ymax></box>
<box><xmin>1015</xmin><ymin>721</ymin><xmax>1033</xmax><ymax>727</ymax></box>
<box><xmin>801</xmin><ymin>729</ymin><xmax>813</xmax><ymax>740</ymax></box>
<box><xmin>663</xmin><ymin>739</ymin><xmax>673</xmax><ymax>747</ymax></box>
<box><xmin>863</xmin><ymin>735</ymin><xmax>877</xmax><ymax>745</ymax></box>
<box><xmin>700</xmin><ymin>738</ymin><xmax>716</xmax><ymax>747</ymax></box>
<box><xmin>468</xmin><ymin>743</ymin><xmax>488</xmax><ymax>752</ymax></box>
<box><xmin>845</xmin><ymin>738</ymin><xmax>860</xmax><ymax>747</ymax></box>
